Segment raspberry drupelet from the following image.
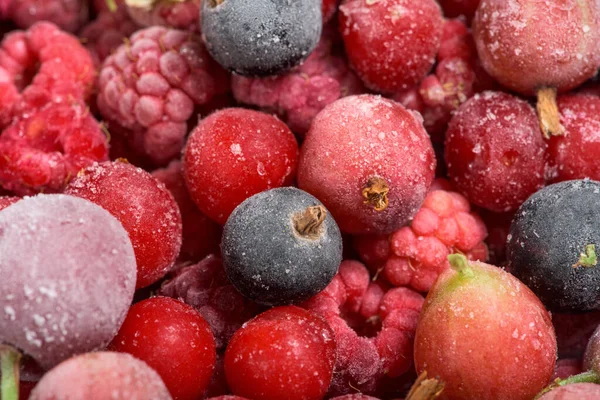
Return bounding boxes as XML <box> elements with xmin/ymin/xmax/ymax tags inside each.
<box><xmin>297</xmin><ymin>94</ymin><xmax>436</xmax><ymax>235</ymax></box>
<box><xmin>0</xmin><ymin>101</ymin><xmax>109</xmax><ymax>195</ymax></box>
<box><xmin>339</xmin><ymin>0</ymin><xmax>443</xmax><ymax>93</ymax></box>
<box><xmin>6</xmin><ymin>0</ymin><xmax>89</xmax><ymax>33</ymax></box>
<box><xmin>65</xmin><ymin>160</ymin><xmax>182</xmax><ymax>289</ymax></box>
<box><xmin>303</xmin><ymin>260</ymin><xmax>425</xmax><ymax>396</ymax></box>
<box><xmin>97</xmin><ymin>26</ymin><xmax>230</xmax><ymax>166</ymax></box>
<box><xmin>0</xmin><ymin>22</ymin><xmax>96</xmax><ymax>129</ymax></box>
<box><xmin>445</xmin><ymin>91</ymin><xmax>546</xmax><ymax>212</ymax></box>
<box><xmin>183</xmin><ymin>108</ymin><xmax>299</xmax><ymax>225</ymax></box>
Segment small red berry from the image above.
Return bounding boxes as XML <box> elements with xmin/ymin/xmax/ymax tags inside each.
<box><xmin>109</xmin><ymin>297</ymin><xmax>216</xmax><ymax>400</ymax></box>
<box><xmin>224</xmin><ymin>306</ymin><xmax>336</xmax><ymax>400</ymax></box>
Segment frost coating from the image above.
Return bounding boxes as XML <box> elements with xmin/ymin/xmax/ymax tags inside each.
<box><xmin>0</xmin><ymin>194</ymin><xmax>136</xmax><ymax>370</ymax></box>
<box><xmin>201</xmin><ymin>0</ymin><xmax>322</xmax><ymax>76</ymax></box>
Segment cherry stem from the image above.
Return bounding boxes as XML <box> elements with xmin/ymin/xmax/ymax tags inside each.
<box><xmin>535</xmin><ymin>370</ymin><xmax>600</xmax><ymax>399</ymax></box>
<box><xmin>362</xmin><ymin>176</ymin><xmax>389</xmax><ymax>212</ymax></box>
<box><xmin>0</xmin><ymin>345</ymin><xmax>21</xmax><ymax>400</ymax></box>
<box><xmin>536</xmin><ymin>87</ymin><xmax>564</xmax><ymax>138</ymax></box>
<box><xmin>447</xmin><ymin>253</ymin><xmax>474</xmax><ymax>279</ymax></box>
<box><xmin>573</xmin><ymin>244</ymin><xmax>597</xmax><ymax>268</ymax></box>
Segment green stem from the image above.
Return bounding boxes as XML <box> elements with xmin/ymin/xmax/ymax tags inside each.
<box><xmin>105</xmin><ymin>0</ymin><xmax>117</xmax><ymax>12</ymax></box>
<box><xmin>573</xmin><ymin>244</ymin><xmax>597</xmax><ymax>268</ymax></box>
<box><xmin>0</xmin><ymin>345</ymin><xmax>20</xmax><ymax>400</ymax></box>
<box><xmin>535</xmin><ymin>371</ymin><xmax>600</xmax><ymax>399</ymax></box>
<box><xmin>447</xmin><ymin>254</ymin><xmax>474</xmax><ymax>279</ymax></box>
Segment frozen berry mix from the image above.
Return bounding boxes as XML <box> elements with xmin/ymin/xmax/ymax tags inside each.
<box><xmin>221</xmin><ymin>187</ymin><xmax>342</xmax><ymax>306</ymax></box>
<box><xmin>339</xmin><ymin>0</ymin><xmax>443</xmax><ymax>93</ymax></box>
<box><xmin>445</xmin><ymin>91</ymin><xmax>546</xmax><ymax>212</ymax></box>
<box><xmin>0</xmin><ymin>194</ymin><xmax>136</xmax><ymax>370</ymax></box>
<box><xmin>109</xmin><ymin>297</ymin><xmax>217</xmax><ymax>400</ymax></box>
<box><xmin>29</xmin><ymin>352</ymin><xmax>172</xmax><ymax>400</ymax></box>
<box><xmin>183</xmin><ymin>108</ymin><xmax>299</xmax><ymax>225</ymax></box>
<box><xmin>224</xmin><ymin>306</ymin><xmax>336</xmax><ymax>400</ymax></box>
<box><xmin>65</xmin><ymin>160</ymin><xmax>182</xmax><ymax>289</ymax></box>
<box><xmin>97</xmin><ymin>26</ymin><xmax>229</xmax><ymax>166</ymax></box>
<box><xmin>201</xmin><ymin>0</ymin><xmax>322</xmax><ymax>76</ymax></box>
<box><xmin>298</xmin><ymin>94</ymin><xmax>435</xmax><ymax>235</ymax></box>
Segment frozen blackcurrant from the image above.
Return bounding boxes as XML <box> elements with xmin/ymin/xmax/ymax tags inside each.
<box><xmin>201</xmin><ymin>0</ymin><xmax>322</xmax><ymax>76</ymax></box>
<box><xmin>507</xmin><ymin>180</ymin><xmax>600</xmax><ymax>312</ymax></box>
<box><xmin>221</xmin><ymin>187</ymin><xmax>342</xmax><ymax>306</ymax></box>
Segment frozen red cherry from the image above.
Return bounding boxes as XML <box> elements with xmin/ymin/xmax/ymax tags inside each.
<box><xmin>339</xmin><ymin>0</ymin><xmax>443</xmax><ymax>93</ymax></box>
<box><xmin>109</xmin><ymin>297</ymin><xmax>217</xmax><ymax>400</ymax></box>
<box><xmin>183</xmin><ymin>108</ymin><xmax>298</xmax><ymax>225</ymax></box>
<box><xmin>65</xmin><ymin>160</ymin><xmax>182</xmax><ymax>289</ymax></box>
<box><xmin>224</xmin><ymin>306</ymin><xmax>336</xmax><ymax>400</ymax></box>
<box><xmin>473</xmin><ymin>0</ymin><xmax>600</xmax><ymax>137</ymax></box>
<box><xmin>298</xmin><ymin>94</ymin><xmax>435</xmax><ymax>234</ymax></box>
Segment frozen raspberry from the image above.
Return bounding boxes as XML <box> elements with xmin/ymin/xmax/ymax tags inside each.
<box><xmin>0</xmin><ymin>196</ymin><xmax>19</xmax><ymax>210</ymax></box>
<box><xmin>125</xmin><ymin>0</ymin><xmax>200</xmax><ymax>31</ymax></box>
<box><xmin>367</xmin><ymin>183</ymin><xmax>488</xmax><ymax>293</ymax></box>
<box><xmin>158</xmin><ymin>255</ymin><xmax>261</xmax><ymax>350</ymax></box>
<box><xmin>547</xmin><ymin>94</ymin><xmax>600</xmax><ymax>182</ymax></box>
<box><xmin>183</xmin><ymin>108</ymin><xmax>299</xmax><ymax>225</ymax></box>
<box><xmin>297</xmin><ymin>95</ymin><xmax>436</xmax><ymax>235</ymax></box>
<box><xmin>339</xmin><ymin>0</ymin><xmax>443</xmax><ymax>93</ymax></box>
<box><xmin>445</xmin><ymin>91</ymin><xmax>546</xmax><ymax>212</ymax></box>
<box><xmin>7</xmin><ymin>0</ymin><xmax>88</xmax><ymax>33</ymax></box>
<box><xmin>80</xmin><ymin>8</ymin><xmax>138</xmax><ymax>66</ymax></box>
<box><xmin>152</xmin><ymin>160</ymin><xmax>222</xmax><ymax>263</ymax></box>
<box><xmin>0</xmin><ymin>22</ymin><xmax>96</xmax><ymax>128</ymax></box>
<box><xmin>97</xmin><ymin>26</ymin><xmax>230</xmax><ymax>166</ymax></box>
<box><xmin>302</xmin><ymin>260</ymin><xmax>425</xmax><ymax>396</ymax></box>
<box><xmin>231</xmin><ymin>30</ymin><xmax>364</xmax><ymax>136</ymax></box>
<box><xmin>0</xmin><ymin>101</ymin><xmax>109</xmax><ymax>195</ymax></box>
<box><xmin>65</xmin><ymin>160</ymin><xmax>183</xmax><ymax>289</ymax></box>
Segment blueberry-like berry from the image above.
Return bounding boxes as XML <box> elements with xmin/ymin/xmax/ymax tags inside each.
<box><xmin>201</xmin><ymin>0</ymin><xmax>322</xmax><ymax>76</ymax></box>
<box><xmin>221</xmin><ymin>187</ymin><xmax>342</xmax><ymax>306</ymax></box>
<box><xmin>507</xmin><ymin>179</ymin><xmax>600</xmax><ymax>312</ymax></box>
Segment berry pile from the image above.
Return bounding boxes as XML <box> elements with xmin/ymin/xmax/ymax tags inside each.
<box><xmin>4</xmin><ymin>1</ymin><xmax>600</xmax><ymax>400</ymax></box>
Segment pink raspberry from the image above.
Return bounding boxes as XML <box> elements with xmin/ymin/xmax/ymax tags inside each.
<box><xmin>0</xmin><ymin>22</ymin><xmax>96</xmax><ymax>129</ymax></box>
<box><xmin>355</xmin><ymin>180</ymin><xmax>488</xmax><ymax>293</ymax></box>
<box><xmin>159</xmin><ymin>255</ymin><xmax>261</xmax><ymax>350</ymax></box>
<box><xmin>232</xmin><ymin>28</ymin><xmax>364</xmax><ymax>136</ymax></box>
<box><xmin>0</xmin><ymin>101</ymin><xmax>109</xmax><ymax>195</ymax></box>
<box><xmin>80</xmin><ymin>7</ymin><xmax>138</xmax><ymax>66</ymax></box>
<box><xmin>302</xmin><ymin>260</ymin><xmax>424</xmax><ymax>396</ymax></box>
<box><xmin>126</xmin><ymin>0</ymin><xmax>200</xmax><ymax>31</ymax></box>
<box><xmin>152</xmin><ymin>160</ymin><xmax>222</xmax><ymax>263</ymax></box>
<box><xmin>97</xmin><ymin>26</ymin><xmax>230</xmax><ymax>166</ymax></box>
<box><xmin>5</xmin><ymin>0</ymin><xmax>88</xmax><ymax>32</ymax></box>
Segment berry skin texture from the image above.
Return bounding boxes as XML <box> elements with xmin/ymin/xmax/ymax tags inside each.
<box><xmin>29</xmin><ymin>352</ymin><xmax>172</xmax><ymax>400</ymax></box>
<box><xmin>97</xmin><ymin>26</ymin><xmax>230</xmax><ymax>166</ymax></box>
<box><xmin>65</xmin><ymin>161</ymin><xmax>182</xmax><ymax>289</ymax></box>
<box><xmin>302</xmin><ymin>260</ymin><xmax>424</xmax><ymax>396</ymax></box>
<box><xmin>109</xmin><ymin>297</ymin><xmax>217</xmax><ymax>400</ymax></box>
<box><xmin>183</xmin><ymin>108</ymin><xmax>299</xmax><ymax>225</ymax></box>
<box><xmin>221</xmin><ymin>187</ymin><xmax>343</xmax><ymax>306</ymax></box>
<box><xmin>339</xmin><ymin>0</ymin><xmax>443</xmax><ymax>93</ymax></box>
<box><xmin>547</xmin><ymin>94</ymin><xmax>600</xmax><ymax>182</ymax></box>
<box><xmin>152</xmin><ymin>161</ymin><xmax>222</xmax><ymax>262</ymax></box>
<box><xmin>473</xmin><ymin>0</ymin><xmax>600</xmax><ymax>96</ymax></box>
<box><xmin>0</xmin><ymin>101</ymin><xmax>109</xmax><ymax>195</ymax></box>
<box><xmin>445</xmin><ymin>91</ymin><xmax>546</xmax><ymax>212</ymax></box>
<box><xmin>8</xmin><ymin>0</ymin><xmax>89</xmax><ymax>33</ymax></box>
<box><xmin>224</xmin><ymin>306</ymin><xmax>336</xmax><ymax>400</ymax></box>
<box><xmin>414</xmin><ymin>256</ymin><xmax>557</xmax><ymax>400</ymax></box>
<box><xmin>231</xmin><ymin>31</ymin><xmax>365</xmax><ymax>136</ymax></box>
<box><xmin>507</xmin><ymin>180</ymin><xmax>600</xmax><ymax>312</ymax></box>
<box><xmin>537</xmin><ymin>383</ymin><xmax>600</xmax><ymax>400</ymax></box>
<box><xmin>298</xmin><ymin>94</ymin><xmax>436</xmax><ymax>235</ymax></box>
<box><xmin>0</xmin><ymin>22</ymin><xmax>96</xmax><ymax>128</ymax></box>
<box><xmin>382</xmin><ymin>183</ymin><xmax>488</xmax><ymax>292</ymax></box>
<box><xmin>201</xmin><ymin>0</ymin><xmax>322</xmax><ymax>76</ymax></box>
<box><xmin>0</xmin><ymin>194</ymin><xmax>137</xmax><ymax>370</ymax></box>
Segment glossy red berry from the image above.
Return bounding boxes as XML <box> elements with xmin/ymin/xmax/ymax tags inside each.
<box><xmin>183</xmin><ymin>108</ymin><xmax>298</xmax><ymax>225</ymax></box>
<box><xmin>109</xmin><ymin>296</ymin><xmax>217</xmax><ymax>400</ymax></box>
<box><xmin>224</xmin><ymin>306</ymin><xmax>336</xmax><ymax>400</ymax></box>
